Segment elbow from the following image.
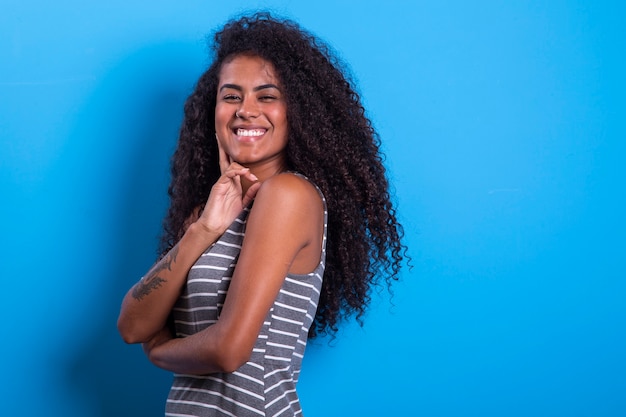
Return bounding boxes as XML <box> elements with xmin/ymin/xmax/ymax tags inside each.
<box><xmin>117</xmin><ymin>320</ymin><xmax>139</xmax><ymax>344</ymax></box>
<box><xmin>119</xmin><ymin>330</ymin><xmax>143</xmax><ymax>345</ymax></box>
<box><xmin>215</xmin><ymin>352</ymin><xmax>250</xmax><ymax>374</ymax></box>
<box><xmin>211</xmin><ymin>327</ymin><xmax>253</xmax><ymax>373</ymax></box>
<box><xmin>117</xmin><ymin>316</ymin><xmax>151</xmax><ymax>344</ymax></box>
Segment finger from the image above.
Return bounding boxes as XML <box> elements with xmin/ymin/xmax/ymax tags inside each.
<box><xmin>242</xmin><ymin>170</ymin><xmax>258</xmax><ymax>182</ymax></box>
<box><xmin>223</xmin><ymin>167</ymin><xmax>254</xmax><ymax>179</ymax></box>
<box><xmin>242</xmin><ymin>181</ymin><xmax>262</xmax><ymax>207</ymax></box>
<box><xmin>217</xmin><ymin>138</ymin><xmax>232</xmax><ymax>174</ymax></box>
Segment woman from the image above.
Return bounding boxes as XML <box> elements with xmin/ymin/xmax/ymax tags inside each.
<box><xmin>118</xmin><ymin>12</ymin><xmax>406</xmax><ymax>416</ymax></box>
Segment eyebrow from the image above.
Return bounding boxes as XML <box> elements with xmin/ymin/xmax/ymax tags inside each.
<box><xmin>219</xmin><ymin>83</ymin><xmax>281</xmax><ymax>92</ymax></box>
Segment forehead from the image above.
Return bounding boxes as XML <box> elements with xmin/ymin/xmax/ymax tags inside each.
<box><xmin>218</xmin><ymin>54</ymin><xmax>280</xmax><ymax>85</ymax></box>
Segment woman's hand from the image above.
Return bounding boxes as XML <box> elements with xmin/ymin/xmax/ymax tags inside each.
<box><xmin>196</xmin><ymin>144</ymin><xmax>261</xmax><ymax>236</ymax></box>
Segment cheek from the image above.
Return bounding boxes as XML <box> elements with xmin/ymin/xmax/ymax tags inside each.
<box><xmin>214</xmin><ymin>106</ymin><xmax>229</xmax><ymax>129</ymax></box>
<box><xmin>272</xmin><ymin>107</ymin><xmax>288</xmax><ymax>131</ymax></box>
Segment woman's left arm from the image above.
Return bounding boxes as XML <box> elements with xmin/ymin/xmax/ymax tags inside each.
<box><xmin>142</xmin><ymin>173</ymin><xmax>324</xmax><ymax>374</ymax></box>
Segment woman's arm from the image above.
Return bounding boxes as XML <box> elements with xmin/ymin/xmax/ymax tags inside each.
<box><xmin>117</xmin><ymin>163</ymin><xmax>260</xmax><ymax>344</ymax></box>
<box><xmin>117</xmin><ymin>225</ymin><xmax>219</xmax><ymax>344</ymax></box>
<box><xmin>143</xmin><ymin>173</ymin><xmax>324</xmax><ymax>374</ymax></box>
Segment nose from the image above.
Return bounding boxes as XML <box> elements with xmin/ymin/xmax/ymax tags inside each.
<box><xmin>236</xmin><ymin>96</ymin><xmax>260</xmax><ymax>119</ymax></box>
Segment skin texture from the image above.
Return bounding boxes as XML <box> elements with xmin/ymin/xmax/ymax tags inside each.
<box><xmin>117</xmin><ymin>55</ymin><xmax>324</xmax><ymax>374</ymax></box>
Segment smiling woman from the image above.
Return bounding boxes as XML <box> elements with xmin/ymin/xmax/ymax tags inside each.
<box><xmin>215</xmin><ymin>54</ymin><xmax>289</xmax><ymax>175</ymax></box>
<box><xmin>117</xmin><ymin>12</ymin><xmax>407</xmax><ymax>417</ymax></box>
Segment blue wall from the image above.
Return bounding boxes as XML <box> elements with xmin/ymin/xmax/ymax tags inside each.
<box><xmin>1</xmin><ymin>1</ymin><xmax>624</xmax><ymax>416</ymax></box>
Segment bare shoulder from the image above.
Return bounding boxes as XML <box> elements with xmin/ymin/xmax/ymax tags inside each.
<box><xmin>255</xmin><ymin>172</ymin><xmax>322</xmax><ymax>209</ymax></box>
<box><xmin>246</xmin><ymin>173</ymin><xmax>324</xmax><ymax>272</ymax></box>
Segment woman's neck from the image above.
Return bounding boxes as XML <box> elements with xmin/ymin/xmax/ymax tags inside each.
<box><xmin>242</xmin><ymin>161</ymin><xmax>287</xmax><ymax>196</ymax></box>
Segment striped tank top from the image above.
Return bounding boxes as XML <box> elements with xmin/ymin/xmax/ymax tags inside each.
<box><xmin>165</xmin><ymin>174</ymin><xmax>327</xmax><ymax>417</ymax></box>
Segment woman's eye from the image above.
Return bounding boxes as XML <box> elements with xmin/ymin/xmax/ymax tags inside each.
<box><xmin>223</xmin><ymin>94</ymin><xmax>241</xmax><ymax>102</ymax></box>
<box><xmin>259</xmin><ymin>95</ymin><xmax>277</xmax><ymax>102</ymax></box>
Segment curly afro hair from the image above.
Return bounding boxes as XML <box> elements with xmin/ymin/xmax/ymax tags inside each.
<box><xmin>160</xmin><ymin>12</ymin><xmax>407</xmax><ymax>338</ymax></box>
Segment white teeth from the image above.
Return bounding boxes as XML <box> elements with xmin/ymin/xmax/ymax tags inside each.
<box><xmin>237</xmin><ymin>128</ymin><xmax>265</xmax><ymax>137</ymax></box>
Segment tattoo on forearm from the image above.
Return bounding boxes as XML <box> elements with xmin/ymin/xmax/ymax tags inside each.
<box><xmin>132</xmin><ymin>245</ymin><xmax>179</xmax><ymax>301</ymax></box>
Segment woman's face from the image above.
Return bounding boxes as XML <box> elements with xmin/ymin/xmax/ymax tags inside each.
<box><xmin>215</xmin><ymin>54</ymin><xmax>288</xmax><ymax>173</ymax></box>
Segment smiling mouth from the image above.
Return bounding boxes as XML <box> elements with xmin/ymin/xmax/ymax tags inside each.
<box><xmin>235</xmin><ymin>128</ymin><xmax>266</xmax><ymax>137</ymax></box>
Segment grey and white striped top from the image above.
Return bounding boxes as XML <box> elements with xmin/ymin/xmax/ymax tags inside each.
<box><xmin>165</xmin><ymin>176</ymin><xmax>327</xmax><ymax>417</ymax></box>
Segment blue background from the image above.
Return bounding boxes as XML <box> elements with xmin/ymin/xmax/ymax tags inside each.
<box><xmin>1</xmin><ymin>1</ymin><xmax>624</xmax><ymax>416</ymax></box>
